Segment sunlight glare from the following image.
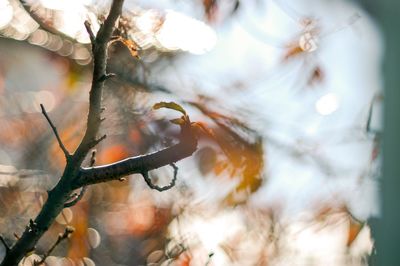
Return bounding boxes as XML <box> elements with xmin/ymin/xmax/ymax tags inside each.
<box><xmin>156</xmin><ymin>10</ymin><xmax>217</xmax><ymax>54</ymax></box>
<box><xmin>315</xmin><ymin>93</ymin><xmax>339</xmax><ymax>115</ymax></box>
<box><xmin>58</xmin><ymin>10</ymin><xmax>88</xmax><ymax>42</ymax></box>
<box><xmin>0</xmin><ymin>0</ymin><xmax>13</xmax><ymax>30</ymax></box>
<box><xmin>34</xmin><ymin>90</ymin><xmax>56</xmax><ymax>112</ymax></box>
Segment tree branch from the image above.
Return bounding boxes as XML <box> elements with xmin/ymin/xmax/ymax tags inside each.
<box><xmin>64</xmin><ymin>149</ymin><xmax>95</xmax><ymax>208</ymax></box>
<box><xmin>0</xmin><ymin>236</ymin><xmax>10</xmax><ymax>254</ymax></box>
<box><xmin>33</xmin><ymin>226</ymin><xmax>74</xmax><ymax>266</ymax></box>
<box><xmin>84</xmin><ymin>21</ymin><xmax>96</xmax><ymax>44</ymax></box>
<box><xmin>40</xmin><ymin>104</ymin><xmax>70</xmax><ymax>159</ymax></box>
<box><xmin>74</xmin><ymin>0</ymin><xmax>124</xmax><ymax>161</ymax></box>
<box><xmin>73</xmin><ymin>125</ymin><xmax>197</xmax><ymax>189</ymax></box>
<box><xmin>0</xmin><ymin>2</ymin><xmax>125</xmax><ymax>265</ymax></box>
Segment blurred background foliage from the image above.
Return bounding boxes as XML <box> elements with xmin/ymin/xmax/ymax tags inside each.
<box><xmin>0</xmin><ymin>0</ymin><xmax>385</xmax><ymax>265</ymax></box>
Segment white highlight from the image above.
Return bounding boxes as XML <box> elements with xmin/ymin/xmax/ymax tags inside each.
<box><xmin>156</xmin><ymin>10</ymin><xmax>217</xmax><ymax>54</ymax></box>
<box><xmin>315</xmin><ymin>93</ymin><xmax>339</xmax><ymax>115</ymax></box>
<box><xmin>0</xmin><ymin>0</ymin><xmax>13</xmax><ymax>30</ymax></box>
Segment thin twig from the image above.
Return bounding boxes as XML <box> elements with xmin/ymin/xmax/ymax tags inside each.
<box><xmin>84</xmin><ymin>21</ymin><xmax>96</xmax><ymax>44</ymax></box>
<box><xmin>90</xmin><ymin>149</ymin><xmax>97</xmax><ymax>167</ymax></box>
<box><xmin>33</xmin><ymin>226</ymin><xmax>74</xmax><ymax>266</ymax></box>
<box><xmin>40</xmin><ymin>104</ymin><xmax>70</xmax><ymax>158</ymax></box>
<box><xmin>0</xmin><ymin>236</ymin><xmax>10</xmax><ymax>254</ymax></box>
<box><xmin>98</xmin><ymin>73</ymin><xmax>116</xmax><ymax>82</ymax></box>
<box><xmin>89</xmin><ymin>134</ymin><xmax>107</xmax><ymax>149</ymax></box>
<box><xmin>142</xmin><ymin>163</ymin><xmax>178</xmax><ymax>192</ymax></box>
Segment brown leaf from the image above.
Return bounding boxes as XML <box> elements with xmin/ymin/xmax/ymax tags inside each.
<box><xmin>308</xmin><ymin>66</ymin><xmax>324</xmax><ymax>86</ymax></box>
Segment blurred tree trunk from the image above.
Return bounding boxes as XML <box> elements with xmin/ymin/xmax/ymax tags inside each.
<box><xmin>360</xmin><ymin>0</ymin><xmax>400</xmax><ymax>265</ymax></box>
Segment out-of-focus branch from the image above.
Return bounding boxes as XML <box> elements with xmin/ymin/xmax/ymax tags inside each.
<box><xmin>19</xmin><ymin>0</ymin><xmax>77</xmax><ymax>42</ymax></box>
<box><xmin>73</xmin><ymin>0</ymin><xmax>124</xmax><ymax>161</ymax></box>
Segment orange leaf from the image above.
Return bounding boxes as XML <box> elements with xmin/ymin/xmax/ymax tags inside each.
<box><xmin>121</xmin><ymin>39</ymin><xmax>140</xmax><ymax>58</ymax></box>
<box><xmin>282</xmin><ymin>45</ymin><xmax>304</xmax><ymax>61</ymax></box>
<box><xmin>347</xmin><ymin>217</ymin><xmax>364</xmax><ymax>247</ymax></box>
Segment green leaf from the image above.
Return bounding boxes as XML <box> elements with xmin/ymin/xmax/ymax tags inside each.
<box><xmin>153</xmin><ymin>101</ymin><xmax>186</xmax><ymax>115</ymax></box>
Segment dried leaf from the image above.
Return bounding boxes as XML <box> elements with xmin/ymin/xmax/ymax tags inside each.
<box><xmin>347</xmin><ymin>217</ymin><xmax>364</xmax><ymax>247</ymax></box>
<box><xmin>120</xmin><ymin>39</ymin><xmax>140</xmax><ymax>58</ymax></box>
<box><xmin>282</xmin><ymin>44</ymin><xmax>304</xmax><ymax>61</ymax></box>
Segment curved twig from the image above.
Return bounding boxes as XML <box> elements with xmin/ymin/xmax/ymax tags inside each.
<box><xmin>33</xmin><ymin>226</ymin><xmax>74</xmax><ymax>266</ymax></box>
<box><xmin>142</xmin><ymin>163</ymin><xmax>178</xmax><ymax>192</ymax></box>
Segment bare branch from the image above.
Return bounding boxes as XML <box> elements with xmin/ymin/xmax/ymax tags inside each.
<box><xmin>40</xmin><ymin>104</ymin><xmax>70</xmax><ymax>158</ymax></box>
<box><xmin>33</xmin><ymin>226</ymin><xmax>74</xmax><ymax>266</ymax></box>
<box><xmin>89</xmin><ymin>134</ymin><xmax>107</xmax><ymax>150</ymax></box>
<box><xmin>73</xmin><ymin>125</ymin><xmax>197</xmax><ymax>189</ymax></box>
<box><xmin>84</xmin><ymin>21</ymin><xmax>96</xmax><ymax>44</ymax></box>
<box><xmin>74</xmin><ymin>0</ymin><xmax>124</xmax><ymax>161</ymax></box>
<box><xmin>0</xmin><ymin>2</ymin><xmax>125</xmax><ymax>265</ymax></box>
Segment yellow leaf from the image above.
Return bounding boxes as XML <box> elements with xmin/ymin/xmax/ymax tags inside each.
<box><xmin>153</xmin><ymin>101</ymin><xmax>186</xmax><ymax>115</ymax></box>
